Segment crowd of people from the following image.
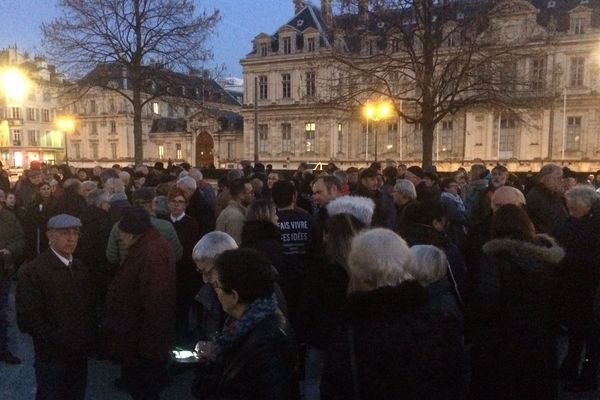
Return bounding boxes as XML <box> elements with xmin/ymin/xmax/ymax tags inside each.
<box><xmin>1</xmin><ymin>158</ymin><xmax>600</xmax><ymax>400</ymax></box>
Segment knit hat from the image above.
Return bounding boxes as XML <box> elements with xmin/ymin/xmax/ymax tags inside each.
<box><xmin>118</xmin><ymin>207</ymin><xmax>153</xmax><ymax>235</ymax></box>
<box><xmin>326</xmin><ymin>196</ymin><xmax>375</xmax><ymax>226</ymax></box>
<box><xmin>406</xmin><ymin>166</ymin><xmax>424</xmax><ymax>179</ymax></box>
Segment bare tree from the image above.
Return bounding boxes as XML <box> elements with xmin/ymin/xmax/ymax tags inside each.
<box><xmin>42</xmin><ymin>0</ymin><xmax>220</xmax><ymax>165</ymax></box>
<box><xmin>328</xmin><ymin>0</ymin><xmax>551</xmax><ymax>168</ymax></box>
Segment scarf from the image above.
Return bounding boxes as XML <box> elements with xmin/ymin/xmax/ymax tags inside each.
<box><xmin>441</xmin><ymin>191</ymin><xmax>466</xmax><ymax>212</ymax></box>
<box><xmin>214</xmin><ymin>294</ymin><xmax>278</xmax><ymax>359</ymax></box>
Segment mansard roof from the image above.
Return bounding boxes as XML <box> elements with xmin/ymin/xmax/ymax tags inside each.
<box><xmin>80</xmin><ymin>63</ymin><xmax>241</xmax><ymax>107</ymax></box>
<box><xmin>150</xmin><ymin>117</ymin><xmax>186</xmax><ymax>134</ymax></box>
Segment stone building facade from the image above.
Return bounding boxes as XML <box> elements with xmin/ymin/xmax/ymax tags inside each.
<box><xmin>241</xmin><ymin>0</ymin><xmax>600</xmax><ymax>172</ymax></box>
<box><xmin>0</xmin><ymin>46</ymin><xmax>66</xmax><ymax>169</ymax></box>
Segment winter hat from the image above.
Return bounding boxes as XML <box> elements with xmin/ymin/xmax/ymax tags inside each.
<box><xmin>326</xmin><ymin>195</ymin><xmax>375</xmax><ymax>226</ymax></box>
<box><xmin>118</xmin><ymin>207</ymin><xmax>153</xmax><ymax>235</ymax></box>
<box><xmin>406</xmin><ymin>166</ymin><xmax>424</xmax><ymax>179</ymax></box>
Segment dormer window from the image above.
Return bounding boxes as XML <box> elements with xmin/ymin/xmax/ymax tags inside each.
<box><xmin>282</xmin><ymin>37</ymin><xmax>292</xmax><ymax>54</ymax></box>
<box><xmin>307</xmin><ymin>37</ymin><xmax>316</xmax><ymax>52</ymax></box>
<box><xmin>547</xmin><ymin>0</ymin><xmax>556</xmax><ymax>8</ymax></box>
<box><xmin>260</xmin><ymin>43</ymin><xmax>268</xmax><ymax>57</ymax></box>
<box><xmin>574</xmin><ymin>17</ymin><xmax>585</xmax><ymax>34</ymax></box>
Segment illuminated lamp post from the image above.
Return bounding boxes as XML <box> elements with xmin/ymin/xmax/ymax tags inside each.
<box><xmin>56</xmin><ymin>117</ymin><xmax>75</xmax><ymax>166</ymax></box>
<box><xmin>363</xmin><ymin>101</ymin><xmax>393</xmax><ymax>162</ymax></box>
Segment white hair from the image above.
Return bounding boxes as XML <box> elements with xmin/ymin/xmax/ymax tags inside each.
<box><xmin>394</xmin><ymin>179</ymin><xmax>417</xmax><ymax>201</ymax></box>
<box><xmin>348</xmin><ymin>228</ymin><xmax>415</xmax><ymax>292</ymax></box>
<box><xmin>565</xmin><ymin>185</ymin><xmax>599</xmax><ymax>208</ymax></box>
<box><xmin>177</xmin><ymin>175</ymin><xmax>197</xmax><ymax>191</ymax></box>
<box><xmin>192</xmin><ymin>231</ymin><xmax>238</xmax><ymax>261</ymax></box>
<box><xmin>409</xmin><ymin>245</ymin><xmax>448</xmax><ymax>287</ymax></box>
<box><xmin>188</xmin><ymin>168</ymin><xmax>203</xmax><ymax>181</ymax></box>
<box><xmin>327</xmin><ymin>196</ymin><xmax>375</xmax><ymax>226</ymax></box>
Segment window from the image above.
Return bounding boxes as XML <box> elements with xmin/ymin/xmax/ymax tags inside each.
<box><xmin>91</xmin><ymin>142</ymin><xmax>99</xmax><ymax>159</ymax></box>
<box><xmin>260</xmin><ymin>43</ymin><xmax>268</xmax><ymax>57</ymax></box>
<box><xmin>387</xmin><ymin>123</ymin><xmax>398</xmax><ymax>148</ymax></box>
<box><xmin>176</xmin><ymin>143</ymin><xmax>182</xmax><ymax>159</ymax></box>
<box><xmin>305</xmin><ymin>122</ymin><xmax>316</xmax><ymax>152</ymax></box>
<box><xmin>227</xmin><ymin>142</ymin><xmax>235</xmax><ymax>160</ymax></box>
<box><xmin>574</xmin><ymin>17</ymin><xmax>585</xmax><ymax>35</ymax></box>
<box><xmin>168</xmin><ymin>104</ymin><xmax>175</xmax><ymax>117</ymax></box>
<box><xmin>499</xmin><ymin>118</ymin><xmax>517</xmax><ymax>158</ymax></box>
<box><xmin>567</xmin><ymin>116</ymin><xmax>582</xmax><ymax>151</ymax></box>
<box><xmin>338</xmin><ymin>123</ymin><xmax>344</xmax><ymax>150</ymax></box>
<box><xmin>531</xmin><ymin>57</ymin><xmax>546</xmax><ymax>92</ymax></box>
<box><xmin>28</xmin><ymin>129</ymin><xmax>39</xmax><ymax>146</ymax></box>
<box><xmin>282</xmin><ymin>123</ymin><xmax>292</xmax><ymax>152</ymax></box>
<box><xmin>447</xmin><ymin>32</ymin><xmax>459</xmax><ymax>47</ymax></box>
<box><xmin>26</xmin><ymin>108</ymin><xmax>35</xmax><ymax>121</ymax></box>
<box><xmin>90</xmin><ymin>122</ymin><xmax>98</xmax><ymax>135</ymax></box>
<box><xmin>258</xmin><ymin>75</ymin><xmax>268</xmax><ymax>100</ymax></box>
<box><xmin>110</xmin><ymin>120</ymin><xmax>117</xmax><ymax>134</ymax></box>
<box><xmin>158</xmin><ymin>144</ymin><xmax>164</xmax><ymax>159</ymax></box>
<box><xmin>111</xmin><ymin>142</ymin><xmax>118</xmax><ymax>159</ymax></box>
<box><xmin>73</xmin><ymin>143</ymin><xmax>81</xmax><ymax>159</ymax></box>
<box><xmin>282</xmin><ymin>74</ymin><xmax>291</xmax><ymax>98</ymax></box>
<box><xmin>152</xmin><ymin>101</ymin><xmax>160</xmax><ymax>114</ymax></box>
<box><xmin>306</xmin><ymin>72</ymin><xmax>316</xmax><ymax>97</ymax></box>
<box><xmin>12</xmin><ymin>129</ymin><xmax>22</xmax><ymax>146</ymax></box>
<box><xmin>259</xmin><ymin>124</ymin><xmax>268</xmax><ymax>152</ymax></box>
<box><xmin>42</xmin><ymin>109</ymin><xmax>50</xmax><ymax>122</ymax></box>
<box><xmin>441</xmin><ymin>120</ymin><xmax>453</xmax><ymax>151</ymax></box>
<box><xmin>90</xmin><ymin>100</ymin><xmax>97</xmax><ymax>114</ymax></box>
<box><xmin>109</xmin><ymin>99</ymin><xmax>116</xmax><ymax>113</ymax></box>
<box><xmin>412</xmin><ymin>123</ymin><xmax>422</xmax><ymax>154</ymax></box>
<box><xmin>11</xmin><ymin>107</ymin><xmax>21</xmax><ymax>119</ymax></box>
<box><xmin>366</xmin><ymin>39</ymin><xmax>375</xmax><ymax>55</ymax></box>
<box><xmin>282</xmin><ymin>37</ymin><xmax>292</xmax><ymax>54</ymax></box>
<box><xmin>390</xmin><ymin>38</ymin><xmax>401</xmax><ymax>53</ymax></box>
<box><xmin>307</xmin><ymin>37</ymin><xmax>316</xmax><ymax>52</ymax></box>
<box><xmin>570</xmin><ymin>57</ymin><xmax>585</xmax><ymax>87</ymax></box>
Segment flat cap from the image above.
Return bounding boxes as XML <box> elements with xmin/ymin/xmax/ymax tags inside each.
<box><xmin>47</xmin><ymin>214</ymin><xmax>82</xmax><ymax>230</ymax></box>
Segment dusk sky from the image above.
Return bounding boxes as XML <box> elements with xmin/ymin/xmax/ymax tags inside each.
<box><xmin>0</xmin><ymin>0</ymin><xmax>297</xmax><ymax>78</ymax></box>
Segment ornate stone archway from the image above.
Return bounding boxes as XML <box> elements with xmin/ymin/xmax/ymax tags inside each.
<box><xmin>195</xmin><ymin>131</ymin><xmax>214</xmax><ymax>167</ymax></box>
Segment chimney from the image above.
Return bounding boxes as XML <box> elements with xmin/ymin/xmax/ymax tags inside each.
<box><xmin>322</xmin><ymin>0</ymin><xmax>333</xmax><ymax>27</ymax></box>
<box><xmin>359</xmin><ymin>0</ymin><xmax>368</xmax><ymax>24</ymax></box>
<box><xmin>294</xmin><ymin>0</ymin><xmax>304</xmax><ymax>14</ymax></box>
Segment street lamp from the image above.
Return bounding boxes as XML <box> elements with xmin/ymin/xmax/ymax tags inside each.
<box><xmin>56</xmin><ymin>117</ymin><xmax>75</xmax><ymax>166</ymax></box>
<box><xmin>363</xmin><ymin>101</ymin><xmax>393</xmax><ymax>162</ymax></box>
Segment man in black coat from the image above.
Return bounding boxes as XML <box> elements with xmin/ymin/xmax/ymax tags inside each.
<box><xmin>16</xmin><ymin>214</ymin><xmax>95</xmax><ymax>400</ymax></box>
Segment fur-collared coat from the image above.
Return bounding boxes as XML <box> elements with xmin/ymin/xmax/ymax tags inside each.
<box><xmin>469</xmin><ymin>234</ymin><xmax>564</xmax><ymax>400</ymax></box>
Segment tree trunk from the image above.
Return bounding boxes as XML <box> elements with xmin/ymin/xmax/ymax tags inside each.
<box><xmin>421</xmin><ymin>114</ymin><xmax>435</xmax><ymax>170</ymax></box>
<box><xmin>132</xmin><ymin>85</ymin><xmax>143</xmax><ymax>166</ymax></box>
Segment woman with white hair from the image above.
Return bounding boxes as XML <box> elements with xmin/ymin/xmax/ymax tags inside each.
<box><xmin>555</xmin><ymin>185</ymin><xmax>600</xmax><ymax>392</ymax></box>
<box><xmin>321</xmin><ymin>228</ymin><xmax>465</xmax><ymax>400</ymax></box>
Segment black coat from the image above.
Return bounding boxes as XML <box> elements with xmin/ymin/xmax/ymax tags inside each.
<box><xmin>525</xmin><ymin>184</ymin><xmax>569</xmax><ymax>235</ymax></box>
<box><xmin>187</xmin><ymin>188</ymin><xmax>216</xmax><ymax>237</ymax></box>
<box><xmin>21</xmin><ymin>200</ymin><xmax>55</xmax><ymax>262</ymax></box>
<box><xmin>78</xmin><ymin>206</ymin><xmax>114</xmax><ymax>306</ymax></box>
<box><xmin>171</xmin><ymin>215</ymin><xmax>202</xmax><ymax>306</ymax></box>
<box><xmin>468</xmin><ymin>234</ymin><xmax>564</xmax><ymax>400</ymax></box>
<box><xmin>16</xmin><ymin>250</ymin><xmax>95</xmax><ymax>363</ymax></box>
<box><xmin>193</xmin><ymin>310</ymin><xmax>297</xmax><ymax>400</ymax></box>
<box><xmin>297</xmin><ymin>254</ymin><xmax>349</xmax><ymax>350</ymax></box>
<box><xmin>555</xmin><ymin>202</ymin><xmax>600</xmax><ymax>335</ymax></box>
<box><xmin>321</xmin><ymin>281</ymin><xmax>465</xmax><ymax>400</ymax></box>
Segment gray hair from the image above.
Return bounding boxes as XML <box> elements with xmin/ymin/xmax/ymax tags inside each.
<box><xmin>87</xmin><ymin>189</ymin><xmax>110</xmax><ymax>207</ymax></box>
<box><xmin>227</xmin><ymin>169</ymin><xmax>244</xmax><ymax>184</ymax></box>
<box><xmin>192</xmin><ymin>231</ymin><xmax>238</xmax><ymax>262</ymax></box>
<box><xmin>393</xmin><ymin>179</ymin><xmax>417</xmax><ymax>201</ymax></box>
<box><xmin>409</xmin><ymin>245</ymin><xmax>448</xmax><ymax>286</ymax></box>
<box><xmin>348</xmin><ymin>228</ymin><xmax>415</xmax><ymax>292</ymax></box>
<box><xmin>537</xmin><ymin>164</ymin><xmax>562</xmax><ymax>180</ymax></box>
<box><xmin>119</xmin><ymin>171</ymin><xmax>130</xmax><ymax>183</ymax></box>
<box><xmin>81</xmin><ymin>180</ymin><xmax>98</xmax><ymax>192</ymax></box>
<box><xmin>188</xmin><ymin>168</ymin><xmax>203</xmax><ymax>181</ymax></box>
<box><xmin>565</xmin><ymin>185</ymin><xmax>599</xmax><ymax>208</ymax></box>
<box><xmin>177</xmin><ymin>175</ymin><xmax>197</xmax><ymax>191</ymax></box>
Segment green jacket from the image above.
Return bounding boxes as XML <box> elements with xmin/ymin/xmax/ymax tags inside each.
<box><xmin>106</xmin><ymin>215</ymin><xmax>183</xmax><ymax>265</ymax></box>
<box><xmin>0</xmin><ymin>208</ymin><xmax>25</xmax><ymax>281</ymax></box>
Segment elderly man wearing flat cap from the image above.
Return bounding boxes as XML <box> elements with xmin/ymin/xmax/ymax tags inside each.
<box><xmin>16</xmin><ymin>214</ymin><xmax>95</xmax><ymax>400</ymax></box>
<box><xmin>102</xmin><ymin>207</ymin><xmax>176</xmax><ymax>400</ymax></box>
